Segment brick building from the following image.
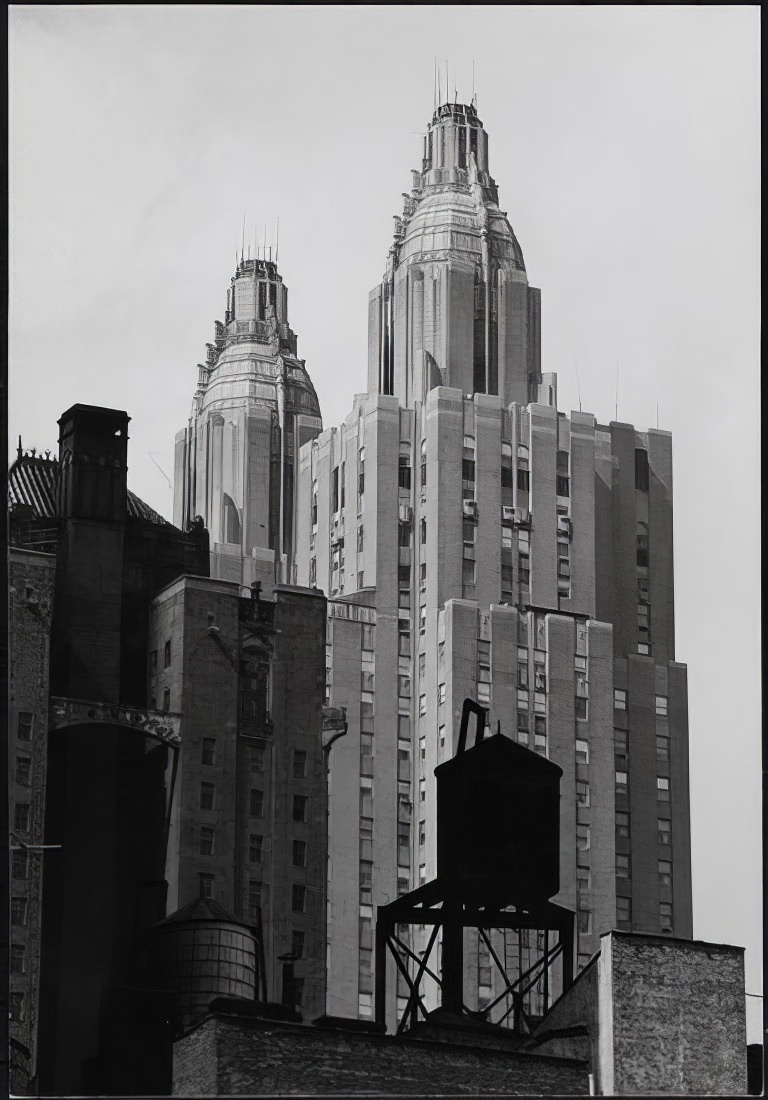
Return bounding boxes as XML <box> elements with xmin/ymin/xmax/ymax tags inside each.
<box><xmin>295</xmin><ymin>100</ymin><xmax>692</xmax><ymax>1024</ymax></box>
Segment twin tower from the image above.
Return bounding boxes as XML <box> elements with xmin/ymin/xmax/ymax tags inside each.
<box><xmin>173</xmin><ymin>101</ymin><xmax>550</xmax><ymax>579</ymax></box>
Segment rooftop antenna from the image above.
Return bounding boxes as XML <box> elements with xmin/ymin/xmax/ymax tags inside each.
<box><xmin>615</xmin><ymin>354</ymin><xmax>619</xmax><ymax>422</ymax></box>
<box><xmin>269</xmin><ymin>245</ymin><xmax>272</xmax><ymax>262</ymax></box>
<box><xmin>263</xmin><ymin>224</ymin><xmax>267</xmax><ymax>262</ymax></box>
<box><xmin>472</xmin><ymin>60</ymin><xmax>475</xmax><ymax>105</ymax></box>
<box><xmin>433</xmin><ymin>57</ymin><xmax>437</xmax><ymax>111</ymax></box>
<box><xmin>276</xmin><ymin>217</ymin><xmax>279</xmax><ymax>263</ymax></box>
<box><xmin>445</xmin><ymin>60</ymin><xmax>448</xmax><ymax>107</ymax></box>
<box><xmin>241</xmin><ymin>213</ymin><xmax>246</xmax><ymax>263</ymax></box>
<box><xmin>574</xmin><ymin>354</ymin><xmax>582</xmax><ymax>413</ymax></box>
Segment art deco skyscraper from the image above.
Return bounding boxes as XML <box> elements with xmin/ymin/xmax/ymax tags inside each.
<box><xmin>174</xmin><ymin>257</ymin><xmax>322</xmax><ymax>592</ymax></box>
<box><xmin>296</xmin><ymin>100</ymin><xmax>692</xmax><ymax>1025</ymax></box>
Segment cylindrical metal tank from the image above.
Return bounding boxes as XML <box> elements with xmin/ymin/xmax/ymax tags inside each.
<box><xmin>146</xmin><ymin>898</ymin><xmax>258</xmax><ymax>1033</ymax></box>
<box><xmin>436</xmin><ymin>733</ymin><xmax>562</xmax><ymax>905</ymax></box>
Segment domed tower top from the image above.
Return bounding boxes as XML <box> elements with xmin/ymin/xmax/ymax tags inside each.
<box><xmin>368</xmin><ymin>101</ymin><xmax>543</xmax><ymax>409</ymax></box>
<box><xmin>174</xmin><ymin>255</ymin><xmax>322</xmax><ymax>590</ymax></box>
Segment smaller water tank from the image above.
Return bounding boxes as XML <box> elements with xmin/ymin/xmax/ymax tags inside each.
<box><xmin>146</xmin><ymin>898</ymin><xmax>258</xmax><ymax>1033</ymax></box>
<box><xmin>436</xmin><ymin>733</ymin><xmax>562</xmax><ymax>906</ymax></box>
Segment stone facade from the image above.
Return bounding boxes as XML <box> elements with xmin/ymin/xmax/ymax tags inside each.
<box><xmin>149</xmin><ymin>577</ymin><xmax>328</xmax><ymax>1021</ymax></box>
<box><xmin>8</xmin><ymin>548</ymin><xmax>55</xmax><ymax>1094</ymax></box>
<box><xmin>532</xmin><ymin>931</ymin><xmax>747</xmax><ymax>1096</ymax></box>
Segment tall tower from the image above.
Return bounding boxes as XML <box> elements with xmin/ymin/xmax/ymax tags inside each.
<box><xmin>368</xmin><ymin>101</ymin><xmax>549</xmax><ymax>410</ymax></box>
<box><xmin>296</xmin><ymin>101</ymin><xmax>692</xmax><ymax>1029</ymax></box>
<box><xmin>174</xmin><ymin>258</ymin><xmax>322</xmax><ymax>592</ymax></box>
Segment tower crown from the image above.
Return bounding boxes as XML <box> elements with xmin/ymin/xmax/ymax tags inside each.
<box><xmin>420</xmin><ymin>101</ymin><xmax>496</xmax><ymax>198</ymax></box>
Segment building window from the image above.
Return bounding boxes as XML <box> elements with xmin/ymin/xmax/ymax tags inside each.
<box><xmin>398</xmin><ymin>675</ymin><xmax>411</xmax><ymax>699</ymax></box>
<box><xmin>419</xmin><ymin>778</ymin><xmax>426</xmax><ymax>803</ymax></box>
<box><xmin>577</xmin><ymin>865</ymin><xmax>591</xmax><ymax>893</ymax></box>
<box><xmin>398</xmin><ymin>628</ymin><xmax>411</xmax><ymax>657</ymax></box>
<box><xmin>658</xmin><ymin>818</ymin><xmax>672</xmax><ymax>845</ymax></box>
<box><xmin>250</xmin><ymin>788</ymin><xmax>264</xmax><ymax>818</ymax></box>
<box><xmin>637</xmin><ymin>523</ymin><xmax>649</xmax><ymax>568</ymax></box>
<box><xmin>616</xmin><ymin>853</ymin><xmax>631</xmax><ymax>879</ymax></box>
<box><xmin>437</xmin><ymin>683</ymin><xmax>446</xmax><ymax>704</ymax></box>
<box><xmin>655</xmin><ymin>695</ymin><xmax>668</xmax><ymax>717</ymax></box>
<box><xmin>12</xmin><ymin>850</ymin><xmax>28</xmax><ymax>880</ymax></box>
<box><xmin>202</xmin><ymin>738</ymin><xmax>216</xmax><ymax>765</ymax></box>
<box><xmin>616</xmin><ymin>811</ymin><xmax>630</xmax><ymax>838</ymax></box>
<box><xmin>360</xmin><ymin>788</ymin><xmax>373</xmax><ymax>818</ymax></box>
<box><xmin>658</xmin><ymin>860</ymin><xmax>672</xmax><ymax>886</ymax></box>
<box><xmin>292</xmin><ymin>930</ymin><xmax>305</xmax><ymax>959</ymax></box>
<box><xmin>361</xmin><ymin>671</ymin><xmax>374</xmax><ymax>693</ymax></box>
<box><xmin>635</xmin><ymin>448</ymin><xmax>650</xmax><ymax>492</ymax></box>
<box><xmin>360</xmin><ymin>861</ymin><xmax>373</xmax><ymax>891</ymax></box>
<box><xmin>164</xmin><ymin>640</ymin><xmax>172</xmax><ymax>668</ymax></box>
<box><xmin>11</xmin><ymin>897</ymin><xmax>28</xmax><ymax>926</ymax></box>
<box><xmin>10</xmin><ymin>943</ymin><xmax>26</xmax><ymax>975</ymax></box>
<box><xmin>517</xmin><ymin>467</ymin><xmax>530</xmax><ymax>492</ymax></box>
<box><xmin>293</xmin><ymin>750</ymin><xmax>307</xmax><ymax>779</ymax></box>
<box><xmin>615</xmin><ymin>770</ymin><xmax>628</xmax><ymax>792</ymax></box>
<box><xmin>293</xmin><ymin>795</ymin><xmax>308</xmax><ymax>823</ymax></box>
<box><xmin>361</xmin><ymin>623</ymin><xmax>375</xmax><ymax>651</ymax></box>
<box><xmin>576</xmin><ymin>825</ymin><xmax>590</xmax><ymax>851</ymax></box>
<box><xmin>200</xmin><ymin>826</ymin><xmax>215</xmax><ymax>856</ymax></box>
<box><xmin>420</xmin><ymin>440</ymin><xmax>427</xmax><ymax>487</ymax></box>
<box><xmin>575</xmin><ymin>696</ymin><xmax>587</xmax><ymax>720</ymax></box>
<box><xmin>9</xmin><ymin>993</ymin><xmax>25</xmax><ymax>1023</ymax></box>
<box><xmin>250</xmin><ymin>745</ymin><xmax>266</xmax><ymax>773</ymax></box>
<box><xmin>657</xmin><ymin>777</ymin><xmax>670</xmax><ymax>801</ymax></box>
<box><xmin>248</xmin><ymin>880</ymin><xmax>263</xmax><ymax>920</ymax></box>
<box><xmin>575</xmin><ymin>739</ymin><xmax>589</xmax><ymax>764</ymax></box>
<box><xmin>293</xmin><ymin>840</ymin><xmax>307</xmax><ymax>868</ymax></box>
<box><xmin>659</xmin><ymin>902</ymin><xmax>673</xmax><ymax>933</ymax></box>
<box><xmin>616</xmin><ymin>896</ymin><xmax>632</xmax><ymax>928</ymax></box>
<box><xmin>199</xmin><ymin>873</ymin><xmax>214</xmax><ymax>899</ymax></box>
<box><xmin>656</xmin><ymin>735</ymin><xmax>670</xmax><ymax>761</ymax></box>
<box><xmin>292</xmin><ymin>885</ymin><xmax>307</xmax><ymax>913</ymax></box>
<box><xmin>463</xmin><ymin>520</ymin><xmax>475</xmax><ymax>545</ymax></box>
<box><xmin>614</xmin><ymin>689</ymin><xmax>626</xmax><ymax>710</ymax></box>
<box><xmin>13</xmin><ymin>804</ymin><xmax>30</xmax><ymax>833</ymax></box>
<box><xmin>576</xmin><ymin>781</ymin><xmax>590</xmax><ymax>806</ymax></box>
<box><xmin>397</xmin><ymin>750</ymin><xmax>411</xmax><ymax>782</ymax></box>
<box><xmin>614</xmin><ymin>728</ymin><xmax>628</xmax><ymax>762</ymax></box>
<box><xmin>249</xmin><ymin>834</ymin><xmax>263</xmax><ymax>863</ymax></box>
<box><xmin>162</xmin><ymin>688</ymin><xmax>171</xmax><ymax>712</ymax></box>
<box><xmin>577</xmin><ymin>910</ymin><xmax>592</xmax><ymax>934</ymax></box>
<box><xmin>17</xmin><ymin>712</ymin><xmax>33</xmax><ymax>740</ymax></box>
<box><xmin>200</xmin><ymin>782</ymin><xmax>215</xmax><ymax>811</ymax></box>
<box><xmin>398</xmin><ymin>456</ymin><xmax>412</xmax><ymax>490</ymax></box>
<box><xmin>15</xmin><ymin>756</ymin><xmax>32</xmax><ymax>786</ymax></box>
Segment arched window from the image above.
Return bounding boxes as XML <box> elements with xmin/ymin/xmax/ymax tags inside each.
<box><xmin>223</xmin><ymin>494</ymin><xmax>241</xmax><ymax>545</ymax></box>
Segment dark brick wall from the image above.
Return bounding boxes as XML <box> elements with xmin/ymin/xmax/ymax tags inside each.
<box><xmin>173</xmin><ymin>1013</ymin><xmax>589</xmax><ymax>1095</ymax></box>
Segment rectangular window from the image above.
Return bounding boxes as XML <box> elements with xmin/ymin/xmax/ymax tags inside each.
<box><xmin>360</xmin><ymin>789</ymin><xmax>373</xmax><ymax>818</ymax></box>
<box><xmin>200</xmin><ymin>826</ymin><xmax>215</xmax><ymax>856</ymax></box>
<box><xmin>658</xmin><ymin>818</ymin><xmax>671</xmax><ymax>845</ymax></box>
<box><xmin>12</xmin><ymin>850</ymin><xmax>28</xmax><ymax>880</ymax></box>
<box><xmin>462</xmin><ymin>559</ymin><xmax>475</xmax><ymax>585</ymax></box>
<box><xmin>11</xmin><ymin>897</ymin><xmax>27</xmax><ymax>926</ymax></box>
<box><xmin>11</xmin><ymin>943</ymin><xmax>26</xmax><ymax>975</ymax></box>
<box><xmin>635</xmin><ymin>447</ymin><xmax>650</xmax><ymax>492</ymax></box>
<box><xmin>576</xmin><ymin>825</ymin><xmax>590</xmax><ymax>851</ymax></box>
<box><xmin>164</xmin><ymin>640</ymin><xmax>172</xmax><ymax>667</ymax></box>
<box><xmin>202</xmin><ymin>737</ymin><xmax>216</xmax><ymax>765</ymax></box>
<box><xmin>250</xmin><ymin>745</ymin><xmax>265</xmax><ymax>773</ymax></box>
<box><xmin>617</xmin><ymin>896</ymin><xmax>632</xmax><ymax>927</ymax></box>
<box><xmin>616</xmin><ymin>853</ymin><xmax>631</xmax><ymax>879</ymax></box>
<box><xmin>357</xmin><ymin>525</ymin><xmax>365</xmax><ymax>553</ymax></box>
<box><xmin>576</xmin><ymin>781</ymin><xmax>590</xmax><ymax>806</ymax></box>
<box><xmin>463</xmin><ymin>519</ymin><xmax>475</xmax><ymax>544</ymax></box>
<box><xmin>249</xmin><ymin>834</ymin><xmax>263</xmax><ymax>863</ymax></box>
<box><xmin>517</xmin><ymin>468</ymin><xmax>530</xmax><ymax>492</ymax></box>
<box><xmin>462</xmin><ymin>458</ymin><xmax>476</xmax><ymax>483</ymax></box>
<box><xmin>9</xmin><ymin>994</ymin><xmax>25</xmax><ymax>1023</ymax></box>
<box><xmin>293</xmin><ymin>750</ymin><xmax>307</xmax><ymax>779</ymax></box>
<box><xmin>614</xmin><ymin>689</ymin><xmax>626</xmax><ymax>710</ymax></box>
<box><xmin>361</xmin><ymin>671</ymin><xmax>374</xmax><ymax>693</ymax></box>
<box><xmin>398</xmin><ymin>457</ymin><xmax>412</xmax><ymax>490</ymax></box>
<box><xmin>200</xmin><ymin>782</ymin><xmax>215</xmax><ymax>811</ymax></box>
<box><xmin>17</xmin><ymin>712</ymin><xmax>33</xmax><ymax>740</ymax></box>
<box><xmin>556</xmin><ymin>475</ymin><xmax>570</xmax><ymax>497</ymax></box>
<box><xmin>163</xmin><ymin>688</ymin><xmax>171</xmax><ymax>712</ymax></box>
<box><xmin>438</xmin><ymin>683</ymin><xmax>447</xmax><ymax>704</ymax></box>
<box><xmin>659</xmin><ymin>902</ymin><xmax>673</xmax><ymax>932</ymax></box>
<box><xmin>637</xmin><ymin>523</ymin><xmax>649</xmax><ymax>567</ymax></box>
<box><xmin>293</xmin><ymin>795</ymin><xmax>308</xmax><ymax>823</ymax></box>
<box><xmin>575</xmin><ymin>739</ymin><xmax>589</xmax><ymax>764</ymax></box>
<box><xmin>615</xmin><ymin>770</ymin><xmax>628</xmax><ymax>791</ymax></box>
<box><xmin>658</xmin><ymin>860</ymin><xmax>672</xmax><ymax>886</ymax></box>
<box><xmin>15</xmin><ymin>756</ymin><xmax>32</xmax><ymax>786</ymax></box>
<box><xmin>250</xmin><ymin>788</ymin><xmax>264</xmax><ymax>818</ymax></box>
<box><xmin>292</xmin><ymin>884</ymin><xmax>307</xmax><ymax>913</ymax></box>
<box><xmin>616</xmin><ymin>811</ymin><xmax>630</xmax><ymax>838</ymax></box>
<box><xmin>293</xmin><ymin>840</ymin><xmax>307</xmax><ymax>867</ymax></box>
<box><xmin>331</xmin><ymin>466</ymin><xmax>340</xmax><ymax>513</ymax></box>
<box><xmin>398</xmin><ymin>675</ymin><xmax>411</xmax><ymax>699</ymax></box>
<box><xmin>656</xmin><ymin>735</ymin><xmax>670</xmax><ymax>761</ymax></box>
<box><xmin>199</xmin><ymin>873</ymin><xmax>214</xmax><ymax>899</ymax></box>
<box><xmin>575</xmin><ymin>696</ymin><xmax>587</xmax><ymax>720</ymax></box>
<box><xmin>292</xmin><ymin>930</ymin><xmax>305</xmax><ymax>958</ymax></box>
<box><xmin>398</xmin><ymin>629</ymin><xmax>411</xmax><ymax>658</ymax></box>
<box><xmin>248</xmin><ymin>880</ymin><xmax>262</xmax><ymax>920</ymax></box>
<box><xmin>397</xmin><ymin>749</ymin><xmax>411</xmax><ymax>782</ymax></box>
<box><xmin>657</xmin><ymin>777</ymin><xmax>670</xmax><ymax>801</ymax></box>
<box><xmin>14</xmin><ymin>804</ymin><xmax>30</xmax><ymax>833</ymax></box>
<box><xmin>501</xmin><ymin>463</ymin><xmax>514</xmax><ymax>488</ymax></box>
<box><xmin>577</xmin><ymin>865</ymin><xmax>591</xmax><ymax>893</ymax></box>
<box><xmin>655</xmin><ymin>695</ymin><xmax>668</xmax><ymax>717</ymax></box>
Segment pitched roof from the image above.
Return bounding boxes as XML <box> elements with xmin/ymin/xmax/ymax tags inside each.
<box><xmin>8</xmin><ymin>454</ymin><xmax>169</xmax><ymax>526</ymax></box>
<box><xmin>155</xmin><ymin>897</ymin><xmax>248</xmax><ymax>927</ymax></box>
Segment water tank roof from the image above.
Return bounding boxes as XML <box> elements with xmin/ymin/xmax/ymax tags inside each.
<box><xmin>435</xmin><ymin>732</ymin><xmax>563</xmax><ymax>779</ymax></box>
<box><xmin>155</xmin><ymin>897</ymin><xmax>249</xmax><ymax>927</ymax></box>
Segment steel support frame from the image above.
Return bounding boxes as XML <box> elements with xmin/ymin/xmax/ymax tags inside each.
<box><xmin>375</xmin><ymin>881</ymin><xmax>574</xmax><ymax>1034</ymax></box>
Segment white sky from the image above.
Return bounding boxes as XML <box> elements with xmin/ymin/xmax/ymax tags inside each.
<box><xmin>9</xmin><ymin>5</ymin><xmax>762</xmax><ymax>1040</ymax></box>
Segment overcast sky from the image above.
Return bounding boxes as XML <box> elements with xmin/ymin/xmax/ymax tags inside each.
<box><xmin>9</xmin><ymin>5</ymin><xmax>761</xmax><ymax>1039</ymax></box>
